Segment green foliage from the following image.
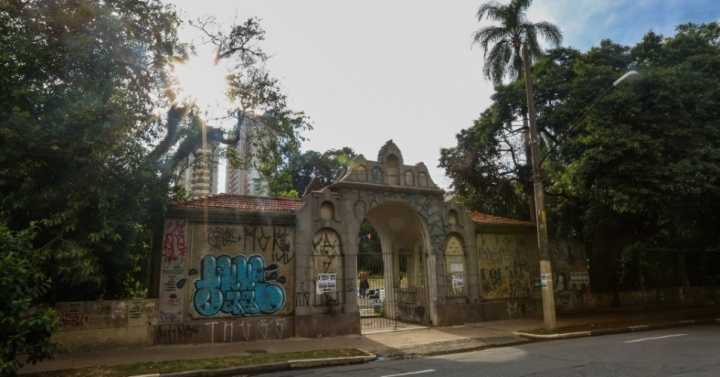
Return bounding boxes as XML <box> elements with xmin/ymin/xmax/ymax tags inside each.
<box><xmin>0</xmin><ymin>0</ymin><xmax>186</xmax><ymax>300</ymax></box>
<box><xmin>473</xmin><ymin>0</ymin><xmax>563</xmax><ymax>85</ymax></box>
<box><xmin>548</xmin><ymin>23</ymin><xmax>720</xmax><ymax>252</ymax></box>
<box><xmin>194</xmin><ymin>17</ymin><xmax>312</xmax><ymax>196</ymax></box>
<box><xmin>278</xmin><ymin>147</ymin><xmax>357</xmax><ymax>196</ymax></box>
<box><xmin>0</xmin><ymin>224</ymin><xmax>58</xmax><ymax>375</ymax></box>
<box><xmin>358</xmin><ymin>221</ymin><xmax>381</xmax><ymax>255</ymax></box>
<box><xmin>445</xmin><ymin>22</ymin><xmax>720</xmax><ymax>291</ymax></box>
<box><xmin>468</xmin><ymin>0</ymin><xmax>563</xmax><ymax>219</ymax></box>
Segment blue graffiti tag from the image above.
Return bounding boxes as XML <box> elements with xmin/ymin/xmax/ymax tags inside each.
<box><xmin>193</xmin><ymin>255</ymin><xmax>286</xmax><ymax>316</ymax></box>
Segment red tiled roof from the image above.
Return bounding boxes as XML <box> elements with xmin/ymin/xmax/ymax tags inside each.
<box><xmin>470</xmin><ymin>211</ymin><xmax>535</xmax><ymax>226</ymax></box>
<box><xmin>173</xmin><ymin>194</ymin><xmax>304</xmax><ymax>213</ymax></box>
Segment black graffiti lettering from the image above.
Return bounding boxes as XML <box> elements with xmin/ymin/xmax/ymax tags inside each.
<box><xmin>272</xmin><ymin>227</ymin><xmax>294</xmax><ymax>264</ymax></box>
<box><xmin>208</xmin><ymin>226</ymin><xmax>241</xmax><ymax>249</ymax></box>
<box><xmin>257</xmin><ymin>226</ymin><xmax>271</xmax><ymax>251</ymax></box>
<box><xmin>243</xmin><ymin>226</ymin><xmax>257</xmax><ymax>252</ymax></box>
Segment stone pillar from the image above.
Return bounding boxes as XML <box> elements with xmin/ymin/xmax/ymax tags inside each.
<box><xmin>381</xmin><ymin>234</ymin><xmax>397</xmax><ymax>320</ymax></box>
<box><xmin>425</xmin><ymin>239</ymin><xmax>440</xmax><ymax>325</ymax></box>
<box><xmin>344</xmin><ymin>225</ymin><xmax>360</xmax><ymax>314</ymax></box>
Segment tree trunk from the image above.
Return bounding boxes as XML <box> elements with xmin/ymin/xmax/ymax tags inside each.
<box><xmin>521</xmin><ymin>111</ymin><xmax>536</xmax><ymax>222</ymax></box>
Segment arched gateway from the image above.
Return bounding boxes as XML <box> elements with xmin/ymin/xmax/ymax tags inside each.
<box><xmin>155</xmin><ymin>140</ymin><xmax>590</xmax><ymax>344</ymax></box>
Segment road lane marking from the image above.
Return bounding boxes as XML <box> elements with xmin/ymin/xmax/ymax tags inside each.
<box><xmin>380</xmin><ymin>369</ymin><xmax>436</xmax><ymax>377</ymax></box>
<box><xmin>624</xmin><ymin>333</ymin><xmax>688</xmax><ymax>344</ymax></box>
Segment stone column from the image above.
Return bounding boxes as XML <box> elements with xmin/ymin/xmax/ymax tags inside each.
<box><xmin>425</xmin><ymin>237</ymin><xmax>440</xmax><ymax>325</ymax></box>
<box><xmin>344</xmin><ymin>222</ymin><xmax>360</xmax><ymax>314</ymax></box>
<box><xmin>381</xmin><ymin>233</ymin><xmax>397</xmax><ymax>320</ymax></box>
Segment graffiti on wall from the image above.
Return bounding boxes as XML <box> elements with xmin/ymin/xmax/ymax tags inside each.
<box><xmin>477</xmin><ymin>233</ymin><xmax>537</xmax><ymax>302</ymax></box>
<box><xmin>188</xmin><ymin>224</ymin><xmax>294</xmax><ymax>318</ymax></box>
<box><xmin>272</xmin><ymin>227</ymin><xmax>293</xmax><ymax>265</ymax></box>
<box><xmin>206</xmin><ymin>225</ymin><xmax>294</xmax><ymax>265</ymax></box>
<box><xmin>311</xmin><ymin>229</ymin><xmax>343</xmax><ymax>305</ymax></box>
<box><xmin>312</xmin><ymin>229</ymin><xmax>342</xmax><ymax>273</ymax></box>
<box><xmin>444</xmin><ymin>235</ymin><xmax>466</xmax><ymax>296</ymax></box>
<box><xmin>159</xmin><ymin>220</ymin><xmax>188</xmax><ymax>323</ymax></box>
<box><xmin>154</xmin><ymin>317</ymin><xmax>291</xmax><ymax>344</ymax></box>
<box><xmin>56</xmin><ymin>300</ymin><xmax>156</xmax><ymax>331</ymax></box>
<box><xmin>163</xmin><ymin>220</ymin><xmax>187</xmax><ymax>263</ymax></box>
<box><xmin>550</xmin><ymin>240</ymin><xmax>590</xmax><ymax>311</ymax></box>
<box><xmin>193</xmin><ymin>255</ymin><xmax>286</xmax><ymax>316</ymax></box>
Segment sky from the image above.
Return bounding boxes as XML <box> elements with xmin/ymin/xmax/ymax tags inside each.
<box><xmin>170</xmin><ymin>0</ymin><xmax>720</xmax><ymax>190</ymax></box>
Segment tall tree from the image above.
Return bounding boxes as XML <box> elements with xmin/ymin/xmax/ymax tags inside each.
<box><xmin>191</xmin><ymin>17</ymin><xmax>312</xmax><ymax>197</ymax></box>
<box><xmin>0</xmin><ymin>0</ymin><xmax>187</xmax><ymax>301</ymax></box>
<box><xmin>472</xmin><ymin>0</ymin><xmax>562</xmax><ymax>219</ymax></box>
<box><xmin>445</xmin><ymin>23</ymin><xmax>720</xmax><ymax>300</ymax></box>
<box><xmin>288</xmin><ymin>147</ymin><xmax>356</xmax><ymax>195</ymax></box>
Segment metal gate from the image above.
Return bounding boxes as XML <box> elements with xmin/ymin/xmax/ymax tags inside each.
<box><xmin>357</xmin><ymin>250</ymin><xmax>430</xmax><ymax>332</ymax></box>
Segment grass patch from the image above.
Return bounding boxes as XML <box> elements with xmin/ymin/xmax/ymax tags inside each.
<box><xmin>27</xmin><ymin>349</ymin><xmax>367</xmax><ymax>377</ymax></box>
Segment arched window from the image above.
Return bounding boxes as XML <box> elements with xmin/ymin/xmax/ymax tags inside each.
<box><xmin>385</xmin><ymin>154</ymin><xmax>400</xmax><ymax>185</ymax></box>
<box><xmin>320</xmin><ymin>201</ymin><xmax>335</xmax><ymax>221</ymax></box>
<box><xmin>417</xmin><ymin>172</ymin><xmax>428</xmax><ymax>187</ymax></box>
<box><xmin>371</xmin><ymin>166</ymin><xmax>383</xmax><ymax>184</ymax></box>
<box><xmin>404</xmin><ymin>171</ymin><xmax>415</xmax><ymax>186</ymax></box>
<box><xmin>312</xmin><ymin>229</ymin><xmax>343</xmax><ymax>305</ymax></box>
<box><xmin>444</xmin><ymin>235</ymin><xmax>466</xmax><ymax>297</ymax></box>
<box><xmin>448</xmin><ymin>210</ymin><xmax>459</xmax><ymax>226</ymax></box>
<box><xmin>354</xmin><ymin>165</ymin><xmax>368</xmax><ymax>182</ymax></box>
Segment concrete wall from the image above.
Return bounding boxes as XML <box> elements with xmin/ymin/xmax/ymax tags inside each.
<box><xmin>550</xmin><ymin>239</ymin><xmax>592</xmax><ymax>313</ymax></box>
<box><xmin>293</xmin><ymin>190</ymin><xmax>361</xmax><ymax>338</ymax></box>
<box><xmin>53</xmin><ymin>299</ymin><xmax>156</xmax><ymax>351</ymax></box>
<box><xmin>475</xmin><ymin>229</ymin><xmax>541</xmax><ymax>319</ymax></box>
<box><xmin>157</xmin><ymin>215</ymin><xmax>297</xmax><ymax>344</ymax></box>
<box><xmin>473</xmin><ymin>228</ymin><xmax>592</xmax><ymax>319</ymax></box>
<box><xmin>579</xmin><ymin>286</ymin><xmax>720</xmax><ymax>310</ymax></box>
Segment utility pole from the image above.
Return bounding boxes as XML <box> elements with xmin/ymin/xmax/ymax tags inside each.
<box><xmin>522</xmin><ymin>43</ymin><xmax>557</xmax><ymax>330</ymax></box>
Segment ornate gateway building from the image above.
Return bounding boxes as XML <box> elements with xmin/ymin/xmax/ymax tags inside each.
<box><xmin>155</xmin><ymin>140</ymin><xmax>590</xmax><ymax>344</ymax></box>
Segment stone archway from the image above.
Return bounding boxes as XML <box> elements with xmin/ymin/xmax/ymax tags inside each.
<box><xmin>356</xmin><ymin>201</ymin><xmax>433</xmax><ymax>331</ymax></box>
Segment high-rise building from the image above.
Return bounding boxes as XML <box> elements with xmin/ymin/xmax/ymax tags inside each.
<box><xmin>225</xmin><ymin>117</ymin><xmax>270</xmax><ymax>196</ymax></box>
<box><xmin>176</xmin><ymin>146</ymin><xmax>220</xmax><ymax>198</ymax></box>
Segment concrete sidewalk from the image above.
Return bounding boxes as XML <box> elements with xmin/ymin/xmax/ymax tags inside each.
<box><xmin>20</xmin><ymin>319</ymin><xmax>539</xmax><ymax>374</ymax></box>
<box><xmin>20</xmin><ymin>307</ymin><xmax>720</xmax><ymax>374</ymax></box>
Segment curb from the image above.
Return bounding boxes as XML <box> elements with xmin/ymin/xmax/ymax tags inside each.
<box><xmin>380</xmin><ymin>336</ymin><xmax>534</xmax><ymax>360</ymax></box>
<box><xmin>129</xmin><ymin>354</ymin><xmax>376</xmax><ymax>377</ymax></box>
<box><xmin>513</xmin><ymin>318</ymin><xmax>720</xmax><ymax>340</ymax></box>
<box><xmin>415</xmin><ymin>338</ymin><xmax>534</xmax><ymax>357</ymax></box>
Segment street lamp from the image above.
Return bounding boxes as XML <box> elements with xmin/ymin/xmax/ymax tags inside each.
<box><xmin>551</xmin><ymin>70</ymin><xmax>642</xmax><ymax>148</ymax></box>
<box><xmin>613</xmin><ymin>70</ymin><xmax>640</xmax><ymax>87</ymax></box>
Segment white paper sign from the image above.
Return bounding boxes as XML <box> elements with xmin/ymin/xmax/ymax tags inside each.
<box><xmin>452</xmin><ymin>273</ymin><xmax>465</xmax><ymax>289</ymax></box>
<box><xmin>450</xmin><ymin>263</ymin><xmax>464</xmax><ymax>273</ymax></box>
<box><xmin>316</xmin><ymin>273</ymin><xmax>337</xmax><ymax>294</ymax></box>
<box><xmin>570</xmin><ymin>271</ymin><xmax>590</xmax><ymax>284</ymax></box>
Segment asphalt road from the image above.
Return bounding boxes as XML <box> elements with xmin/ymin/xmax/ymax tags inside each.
<box><xmin>258</xmin><ymin>325</ymin><xmax>720</xmax><ymax>377</ymax></box>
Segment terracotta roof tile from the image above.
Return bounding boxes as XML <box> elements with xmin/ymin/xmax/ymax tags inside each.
<box><xmin>173</xmin><ymin>194</ymin><xmax>304</xmax><ymax>213</ymax></box>
<box><xmin>470</xmin><ymin>211</ymin><xmax>535</xmax><ymax>226</ymax></box>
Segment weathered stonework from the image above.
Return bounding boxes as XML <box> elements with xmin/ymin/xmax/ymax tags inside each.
<box><xmin>154</xmin><ymin>140</ymin><xmax>591</xmax><ymax>343</ymax></box>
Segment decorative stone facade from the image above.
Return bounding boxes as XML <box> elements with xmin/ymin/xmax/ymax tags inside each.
<box><xmin>155</xmin><ymin>140</ymin><xmax>591</xmax><ymax>343</ymax></box>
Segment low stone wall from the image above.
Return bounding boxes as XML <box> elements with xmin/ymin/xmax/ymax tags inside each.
<box><xmin>152</xmin><ymin>316</ymin><xmax>293</xmax><ymax>344</ymax></box>
<box><xmin>575</xmin><ymin>286</ymin><xmax>720</xmax><ymax>311</ymax></box>
<box><xmin>53</xmin><ymin>299</ymin><xmax>156</xmax><ymax>351</ymax></box>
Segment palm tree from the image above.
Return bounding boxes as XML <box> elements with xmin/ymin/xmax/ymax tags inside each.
<box><xmin>472</xmin><ymin>0</ymin><xmax>562</xmax><ymax>221</ymax></box>
<box><xmin>473</xmin><ymin>0</ymin><xmax>562</xmax><ymax>85</ymax></box>
<box><xmin>473</xmin><ymin>0</ymin><xmax>563</xmax><ymax>330</ymax></box>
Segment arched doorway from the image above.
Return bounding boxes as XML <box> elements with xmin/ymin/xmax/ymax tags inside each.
<box><xmin>356</xmin><ymin>201</ymin><xmax>431</xmax><ymax>332</ymax></box>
